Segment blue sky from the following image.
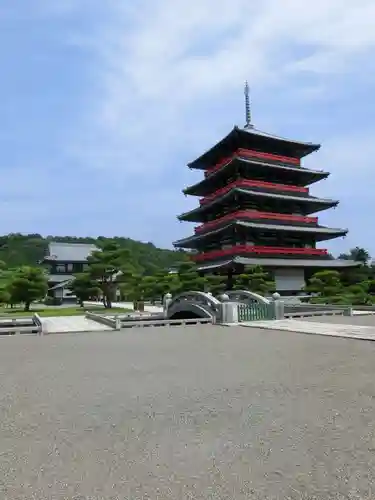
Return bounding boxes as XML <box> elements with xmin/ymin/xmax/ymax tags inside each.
<box><xmin>1</xmin><ymin>0</ymin><xmax>375</xmax><ymax>256</ymax></box>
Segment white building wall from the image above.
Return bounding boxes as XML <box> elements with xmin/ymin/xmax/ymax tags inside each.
<box><xmin>274</xmin><ymin>268</ymin><xmax>306</xmax><ymax>292</ymax></box>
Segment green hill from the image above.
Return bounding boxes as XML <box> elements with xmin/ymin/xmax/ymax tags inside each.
<box><xmin>0</xmin><ymin>233</ymin><xmax>188</xmax><ymax>273</ymax></box>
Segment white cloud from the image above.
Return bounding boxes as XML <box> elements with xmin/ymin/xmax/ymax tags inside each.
<box><xmin>4</xmin><ymin>0</ymin><xmax>374</xmax><ymax>250</ymax></box>
<box><xmin>102</xmin><ymin>0</ymin><xmax>375</xmax><ymax>100</ymax></box>
<box><xmin>66</xmin><ymin>0</ymin><xmax>375</xmax><ymax>173</ymax></box>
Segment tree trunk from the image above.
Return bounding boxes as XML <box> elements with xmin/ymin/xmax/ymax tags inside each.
<box><xmin>102</xmin><ymin>295</ymin><xmax>112</xmax><ymax>308</ymax></box>
<box><xmin>226</xmin><ymin>269</ymin><xmax>234</xmax><ymax>291</ymax></box>
<box><xmin>24</xmin><ymin>302</ymin><xmax>30</xmax><ymax>312</ymax></box>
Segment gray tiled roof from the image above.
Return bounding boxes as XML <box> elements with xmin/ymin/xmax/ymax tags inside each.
<box><xmin>195</xmin><ymin>260</ymin><xmax>233</xmax><ymax>271</ymax></box>
<box><xmin>174</xmin><ymin>221</ymin><xmax>347</xmax><ymax>247</ymax></box>
<box><xmin>237</xmin><ymin>221</ymin><xmax>346</xmax><ymax>235</ymax></box>
<box><xmin>235</xmin><ymin>256</ymin><xmax>359</xmax><ymax>268</ymax></box>
<box><xmin>46</xmin><ymin>242</ymin><xmax>98</xmax><ymax>262</ymax></box>
<box><xmin>178</xmin><ymin>188</ymin><xmax>337</xmax><ymax>221</ymax></box>
<box><xmin>183</xmin><ymin>156</ymin><xmax>329</xmax><ymax>195</ymax></box>
<box><xmin>48</xmin><ymin>278</ymin><xmax>74</xmax><ymax>290</ymax></box>
<box><xmin>47</xmin><ymin>274</ymin><xmax>75</xmax><ymax>283</ymax></box>
<box><xmin>188</xmin><ymin>126</ymin><xmax>320</xmax><ymax>168</ymax></box>
<box><xmin>197</xmin><ymin>256</ymin><xmax>359</xmax><ymax>270</ymax></box>
<box><xmin>240</xmin><ymin>125</ymin><xmax>319</xmax><ymax>148</ymax></box>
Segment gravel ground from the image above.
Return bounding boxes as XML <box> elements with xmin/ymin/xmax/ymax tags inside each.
<box><xmin>1</xmin><ymin>326</ymin><xmax>375</xmax><ymax>499</ymax></box>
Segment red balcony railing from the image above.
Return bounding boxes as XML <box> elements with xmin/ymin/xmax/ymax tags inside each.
<box><xmin>205</xmin><ymin>147</ymin><xmax>301</xmax><ymax>176</ymax></box>
<box><xmin>200</xmin><ymin>179</ymin><xmax>308</xmax><ymax>205</ymax></box>
<box><xmin>194</xmin><ymin>210</ymin><xmax>318</xmax><ymax>233</ymax></box>
<box><xmin>192</xmin><ymin>245</ymin><xmax>328</xmax><ymax>262</ymax></box>
<box><xmin>204</xmin><ymin>154</ymin><xmax>233</xmax><ymax>177</ymax></box>
<box><xmin>238</xmin><ymin>148</ymin><xmax>301</xmax><ymax>166</ymax></box>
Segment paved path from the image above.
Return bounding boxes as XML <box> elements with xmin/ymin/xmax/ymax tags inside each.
<box><xmin>41</xmin><ymin>316</ymin><xmax>112</xmax><ymax>334</ymax></box>
<box><xmin>241</xmin><ymin>318</ymin><xmax>375</xmax><ymax>341</ymax></box>
<box><xmin>84</xmin><ymin>300</ymin><xmax>164</xmax><ymax>314</ymax></box>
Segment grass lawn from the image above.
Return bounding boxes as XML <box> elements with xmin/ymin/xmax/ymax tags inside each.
<box><xmin>0</xmin><ymin>306</ymin><xmax>132</xmax><ymax>317</ymax></box>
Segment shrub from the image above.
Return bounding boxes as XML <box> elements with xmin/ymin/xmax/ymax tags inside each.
<box><xmin>44</xmin><ymin>296</ymin><xmax>62</xmax><ymax>306</ymax></box>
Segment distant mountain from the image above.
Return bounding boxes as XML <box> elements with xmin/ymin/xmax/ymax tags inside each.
<box><xmin>0</xmin><ymin>233</ymin><xmax>188</xmax><ymax>273</ymax></box>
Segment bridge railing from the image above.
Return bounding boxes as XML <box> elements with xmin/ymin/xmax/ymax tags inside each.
<box><xmin>224</xmin><ymin>289</ymin><xmax>270</xmax><ymax>305</ymax></box>
<box><xmin>237</xmin><ymin>302</ymin><xmax>276</xmax><ymax>322</ymax></box>
<box><xmin>285</xmin><ymin>308</ymin><xmax>352</xmax><ymax>318</ymax></box>
<box><xmin>168</xmin><ymin>291</ymin><xmax>221</xmax><ymax>312</ymax></box>
<box><xmin>0</xmin><ymin>315</ymin><xmax>42</xmax><ymax>335</ymax></box>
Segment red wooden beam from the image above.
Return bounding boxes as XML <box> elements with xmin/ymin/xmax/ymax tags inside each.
<box><xmin>200</xmin><ymin>179</ymin><xmax>308</xmax><ymax>205</ymax></box>
<box><xmin>205</xmin><ymin>147</ymin><xmax>301</xmax><ymax>176</ymax></box>
<box><xmin>192</xmin><ymin>245</ymin><xmax>328</xmax><ymax>262</ymax></box>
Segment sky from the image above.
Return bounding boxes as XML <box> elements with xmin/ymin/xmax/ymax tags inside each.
<box><xmin>0</xmin><ymin>0</ymin><xmax>375</xmax><ymax>255</ymax></box>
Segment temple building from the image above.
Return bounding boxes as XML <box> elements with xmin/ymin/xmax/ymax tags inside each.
<box><xmin>173</xmin><ymin>83</ymin><xmax>358</xmax><ymax>294</ymax></box>
<box><xmin>42</xmin><ymin>242</ymin><xmax>97</xmax><ymax>303</ymax></box>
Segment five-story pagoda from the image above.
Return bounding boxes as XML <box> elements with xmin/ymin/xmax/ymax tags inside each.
<box><xmin>173</xmin><ymin>83</ymin><xmax>358</xmax><ymax>293</ymax></box>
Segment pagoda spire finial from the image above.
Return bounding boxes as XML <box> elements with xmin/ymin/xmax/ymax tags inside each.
<box><xmin>244</xmin><ymin>81</ymin><xmax>253</xmax><ymax>129</ymax></box>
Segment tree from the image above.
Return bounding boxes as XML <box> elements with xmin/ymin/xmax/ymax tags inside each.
<box><xmin>306</xmin><ymin>269</ymin><xmax>375</xmax><ymax>305</ymax></box>
<box><xmin>232</xmin><ymin>266</ymin><xmax>274</xmax><ymax>295</ymax></box>
<box><xmin>0</xmin><ymin>233</ymin><xmax>187</xmax><ymax>271</ymax></box>
<box><xmin>305</xmin><ymin>270</ymin><xmax>343</xmax><ymax>300</ymax></box>
<box><xmin>70</xmin><ymin>273</ymin><xmax>100</xmax><ymax>307</ymax></box>
<box><xmin>205</xmin><ymin>274</ymin><xmax>227</xmax><ymax>296</ymax></box>
<box><xmin>158</xmin><ymin>272</ymin><xmax>182</xmax><ymax>297</ymax></box>
<box><xmin>176</xmin><ymin>261</ymin><xmax>207</xmax><ymax>293</ymax></box>
<box><xmin>367</xmin><ymin>280</ymin><xmax>375</xmax><ymax>295</ymax></box>
<box><xmin>7</xmin><ymin>266</ymin><xmax>48</xmax><ymax>311</ymax></box>
<box><xmin>340</xmin><ymin>265</ymin><xmax>372</xmax><ymax>286</ymax></box>
<box><xmin>87</xmin><ymin>242</ymin><xmax>136</xmax><ymax>308</ymax></box>
<box><xmin>338</xmin><ymin>247</ymin><xmax>370</xmax><ymax>265</ymax></box>
<box><xmin>0</xmin><ymin>288</ymin><xmax>10</xmax><ymax>306</ymax></box>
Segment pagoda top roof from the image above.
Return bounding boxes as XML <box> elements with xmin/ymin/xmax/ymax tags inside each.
<box><xmin>188</xmin><ymin>126</ymin><xmax>320</xmax><ymax>170</ymax></box>
<box><xmin>240</xmin><ymin>124</ymin><xmax>319</xmax><ymax>145</ymax></box>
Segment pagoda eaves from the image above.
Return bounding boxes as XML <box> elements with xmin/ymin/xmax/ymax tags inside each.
<box><xmin>197</xmin><ymin>256</ymin><xmax>359</xmax><ymax>272</ymax></box>
<box><xmin>184</xmin><ymin>156</ymin><xmax>329</xmax><ymax>196</ymax></box>
<box><xmin>173</xmin><ymin>221</ymin><xmax>347</xmax><ymax>249</ymax></box>
<box><xmin>178</xmin><ymin>188</ymin><xmax>338</xmax><ymax>222</ymax></box>
<box><xmin>188</xmin><ymin>126</ymin><xmax>320</xmax><ymax>170</ymax></box>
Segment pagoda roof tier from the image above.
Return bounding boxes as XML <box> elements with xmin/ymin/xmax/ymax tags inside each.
<box><xmin>197</xmin><ymin>256</ymin><xmax>359</xmax><ymax>271</ymax></box>
<box><xmin>184</xmin><ymin>157</ymin><xmax>329</xmax><ymax>196</ymax></box>
<box><xmin>188</xmin><ymin>126</ymin><xmax>320</xmax><ymax>170</ymax></box>
<box><xmin>173</xmin><ymin>221</ymin><xmax>347</xmax><ymax>249</ymax></box>
<box><xmin>194</xmin><ymin>209</ymin><xmax>320</xmax><ymax>233</ymax></box>
<box><xmin>197</xmin><ymin>179</ymin><xmax>313</xmax><ymax>206</ymax></box>
<box><xmin>178</xmin><ymin>188</ymin><xmax>338</xmax><ymax>222</ymax></box>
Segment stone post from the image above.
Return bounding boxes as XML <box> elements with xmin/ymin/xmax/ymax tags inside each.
<box><xmin>272</xmin><ymin>292</ymin><xmax>284</xmax><ymax>320</ymax></box>
<box><xmin>344</xmin><ymin>307</ymin><xmax>353</xmax><ymax>317</ymax></box>
<box><xmin>163</xmin><ymin>293</ymin><xmax>173</xmax><ymax>317</ymax></box>
<box><xmin>218</xmin><ymin>294</ymin><xmax>239</xmax><ymax>324</ymax></box>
